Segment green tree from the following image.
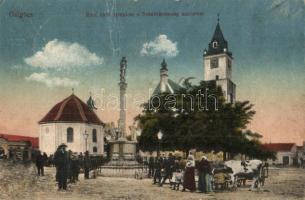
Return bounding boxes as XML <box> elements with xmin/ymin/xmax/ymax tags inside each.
<box><xmin>136</xmin><ymin>81</ymin><xmax>275</xmax><ymax>160</ymax></box>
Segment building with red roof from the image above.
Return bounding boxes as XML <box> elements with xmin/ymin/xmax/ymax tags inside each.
<box><xmin>0</xmin><ymin>133</ymin><xmax>38</xmax><ymax>160</ymax></box>
<box><xmin>39</xmin><ymin>94</ymin><xmax>105</xmax><ymax>156</ymax></box>
<box><xmin>263</xmin><ymin>143</ymin><xmax>298</xmax><ymax>166</ymax></box>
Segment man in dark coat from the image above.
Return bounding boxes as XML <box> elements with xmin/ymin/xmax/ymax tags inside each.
<box><xmin>153</xmin><ymin>157</ymin><xmax>163</xmax><ymax>184</ymax></box>
<box><xmin>148</xmin><ymin>156</ymin><xmax>155</xmax><ymax>178</ymax></box>
<box><xmin>70</xmin><ymin>153</ymin><xmax>80</xmax><ymax>183</ymax></box>
<box><xmin>160</xmin><ymin>153</ymin><xmax>175</xmax><ymax>186</ymax></box>
<box><xmin>42</xmin><ymin>152</ymin><xmax>48</xmax><ymax>166</ymax></box>
<box><xmin>36</xmin><ymin>151</ymin><xmax>44</xmax><ymax>176</ymax></box>
<box><xmin>54</xmin><ymin>144</ymin><xmax>69</xmax><ymax>190</ymax></box>
<box><xmin>83</xmin><ymin>151</ymin><xmax>91</xmax><ymax>179</ymax></box>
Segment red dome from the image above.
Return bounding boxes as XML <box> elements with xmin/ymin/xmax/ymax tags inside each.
<box><xmin>39</xmin><ymin>94</ymin><xmax>104</xmax><ymax>125</ymax></box>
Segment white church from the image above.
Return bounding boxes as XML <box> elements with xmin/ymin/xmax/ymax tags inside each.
<box><xmin>38</xmin><ymin>94</ymin><xmax>105</xmax><ymax>156</ymax></box>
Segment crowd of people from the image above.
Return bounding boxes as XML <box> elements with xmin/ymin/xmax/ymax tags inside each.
<box><xmin>34</xmin><ymin>144</ymin><xmax>104</xmax><ymax>191</ymax></box>
<box><xmin>147</xmin><ymin>153</ymin><xmax>213</xmax><ymax>193</ymax></box>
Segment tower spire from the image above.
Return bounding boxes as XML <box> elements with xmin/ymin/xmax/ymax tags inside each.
<box><xmin>161</xmin><ymin>58</ymin><xmax>167</xmax><ymax>70</ymax></box>
<box><xmin>217</xmin><ymin>13</ymin><xmax>220</xmax><ymax>23</ymax></box>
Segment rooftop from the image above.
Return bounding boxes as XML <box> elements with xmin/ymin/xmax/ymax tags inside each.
<box><xmin>39</xmin><ymin>94</ymin><xmax>104</xmax><ymax>125</ymax></box>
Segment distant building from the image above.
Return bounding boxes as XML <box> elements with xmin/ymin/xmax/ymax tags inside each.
<box><xmin>0</xmin><ymin>133</ymin><xmax>38</xmax><ymax>160</ymax></box>
<box><xmin>263</xmin><ymin>143</ymin><xmax>298</xmax><ymax>166</ymax></box>
<box><xmin>203</xmin><ymin>20</ymin><xmax>236</xmax><ymax>103</ymax></box>
<box><xmin>39</xmin><ymin>94</ymin><xmax>105</xmax><ymax>156</ymax></box>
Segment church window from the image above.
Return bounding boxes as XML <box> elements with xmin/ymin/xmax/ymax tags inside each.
<box><xmin>212</xmin><ymin>41</ymin><xmax>218</xmax><ymax>48</ymax></box>
<box><xmin>67</xmin><ymin>127</ymin><xmax>74</xmax><ymax>143</ymax></box>
<box><xmin>211</xmin><ymin>58</ymin><xmax>218</xmax><ymax>68</ymax></box>
<box><xmin>93</xmin><ymin>147</ymin><xmax>97</xmax><ymax>153</ymax></box>
<box><xmin>92</xmin><ymin>129</ymin><xmax>97</xmax><ymax>143</ymax></box>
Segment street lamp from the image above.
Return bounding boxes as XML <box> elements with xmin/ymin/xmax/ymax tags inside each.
<box><xmin>157</xmin><ymin>130</ymin><xmax>163</xmax><ymax>158</ymax></box>
<box><xmin>83</xmin><ymin>130</ymin><xmax>89</xmax><ymax>152</ymax></box>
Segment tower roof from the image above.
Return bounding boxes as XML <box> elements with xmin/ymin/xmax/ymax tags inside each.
<box><xmin>161</xmin><ymin>59</ymin><xmax>168</xmax><ymax>71</ymax></box>
<box><xmin>153</xmin><ymin>59</ymin><xmax>182</xmax><ymax>96</ymax></box>
<box><xmin>39</xmin><ymin>94</ymin><xmax>104</xmax><ymax>125</ymax></box>
<box><xmin>205</xmin><ymin>22</ymin><xmax>232</xmax><ymax>57</ymax></box>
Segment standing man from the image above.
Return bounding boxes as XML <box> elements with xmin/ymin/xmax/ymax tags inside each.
<box><xmin>70</xmin><ymin>152</ymin><xmax>80</xmax><ymax>183</ymax></box>
<box><xmin>148</xmin><ymin>156</ymin><xmax>155</xmax><ymax>178</ymax></box>
<box><xmin>42</xmin><ymin>152</ymin><xmax>48</xmax><ymax>166</ymax></box>
<box><xmin>160</xmin><ymin>153</ymin><xmax>175</xmax><ymax>186</ymax></box>
<box><xmin>83</xmin><ymin>151</ymin><xmax>91</xmax><ymax>179</ymax></box>
<box><xmin>35</xmin><ymin>151</ymin><xmax>44</xmax><ymax>176</ymax></box>
<box><xmin>153</xmin><ymin>157</ymin><xmax>162</xmax><ymax>184</ymax></box>
<box><xmin>54</xmin><ymin>144</ymin><xmax>69</xmax><ymax>190</ymax></box>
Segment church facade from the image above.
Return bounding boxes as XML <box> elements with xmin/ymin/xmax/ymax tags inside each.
<box><xmin>39</xmin><ymin>94</ymin><xmax>105</xmax><ymax>156</ymax></box>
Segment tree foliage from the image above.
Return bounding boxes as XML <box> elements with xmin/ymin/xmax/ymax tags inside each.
<box><xmin>135</xmin><ymin>81</ymin><xmax>275</xmax><ymax>160</ymax></box>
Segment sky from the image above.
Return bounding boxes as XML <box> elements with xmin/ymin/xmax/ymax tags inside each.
<box><xmin>0</xmin><ymin>0</ymin><xmax>304</xmax><ymax>145</ymax></box>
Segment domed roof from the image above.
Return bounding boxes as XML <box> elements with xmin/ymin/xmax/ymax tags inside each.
<box><xmin>39</xmin><ymin>94</ymin><xmax>104</xmax><ymax>125</ymax></box>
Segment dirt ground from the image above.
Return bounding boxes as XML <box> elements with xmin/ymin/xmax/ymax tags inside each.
<box><xmin>0</xmin><ymin>162</ymin><xmax>304</xmax><ymax>200</ymax></box>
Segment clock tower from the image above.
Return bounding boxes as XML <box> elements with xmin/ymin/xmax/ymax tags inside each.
<box><xmin>203</xmin><ymin>18</ymin><xmax>236</xmax><ymax>103</ymax></box>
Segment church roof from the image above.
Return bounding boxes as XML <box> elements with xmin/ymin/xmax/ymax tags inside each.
<box><xmin>205</xmin><ymin>22</ymin><xmax>232</xmax><ymax>57</ymax></box>
<box><xmin>152</xmin><ymin>79</ymin><xmax>182</xmax><ymax>96</ymax></box>
<box><xmin>39</xmin><ymin>94</ymin><xmax>104</xmax><ymax>125</ymax></box>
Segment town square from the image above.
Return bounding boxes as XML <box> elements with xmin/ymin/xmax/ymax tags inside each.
<box><xmin>0</xmin><ymin>0</ymin><xmax>304</xmax><ymax>200</ymax></box>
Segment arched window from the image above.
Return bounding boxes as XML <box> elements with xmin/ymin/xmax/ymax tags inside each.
<box><xmin>93</xmin><ymin>146</ymin><xmax>97</xmax><ymax>153</ymax></box>
<box><xmin>92</xmin><ymin>129</ymin><xmax>97</xmax><ymax>143</ymax></box>
<box><xmin>67</xmin><ymin>127</ymin><xmax>74</xmax><ymax>143</ymax></box>
<box><xmin>212</xmin><ymin>41</ymin><xmax>218</xmax><ymax>48</ymax></box>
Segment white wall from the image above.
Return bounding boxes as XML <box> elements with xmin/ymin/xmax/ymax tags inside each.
<box><xmin>204</xmin><ymin>54</ymin><xmax>232</xmax><ymax>81</ymax></box>
<box><xmin>267</xmin><ymin>145</ymin><xmax>298</xmax><ymax>166</ymax></box>
<box><xmin>39</xmin><ymin>122</ymin><xmax>104</xmax><ymax>156</ymax></box>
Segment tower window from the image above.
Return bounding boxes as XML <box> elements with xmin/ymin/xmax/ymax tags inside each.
<box><xmin>67</xmin><ymin>127</ymin><xmax>74</xmax><ymax>143</ymax></box>
<box><xmin>212</xmin><ymin>41</ymin><xmax>218</xmax><ymax>48</ymax></box>
<box><xmin>216</xmin><ymin>75</ymin><xmax>219</xmax><ymax>80</ymax></box>
<box><xmin>92</xmin><ymin>129</ymin><xmax>97</xmax><ymax>143</ymax></box>
<box><xmin>93</xmin><ymin>147</ymin><xmax>97</xmax><ymax>153</ymax></box>
<box><xmin>211</xmin><ymin>58</ymin><xmax>219</xmax><ymax>68</ymax></box>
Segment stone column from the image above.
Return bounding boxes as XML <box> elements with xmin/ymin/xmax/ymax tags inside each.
<box><xmin>118</xmin><ymin>57</ymin><xmax>127</xmax><ymax>138</ymax></box>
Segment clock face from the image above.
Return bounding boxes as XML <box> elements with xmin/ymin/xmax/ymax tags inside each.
<box><xmin>211</xmin><ymin>58</ymin><xmax>219</xmax><ymax>68</ymax></box>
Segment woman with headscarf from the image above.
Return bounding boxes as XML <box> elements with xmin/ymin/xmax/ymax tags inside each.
<box><xmin>198</xmin><ymin>156</ymin><xmax>212</xmax><ymax>193</ymax></box>
<box><xmin>182</xmin><ymin>154</ymin><xmax>196</xmax><ymax>192</ymax></box>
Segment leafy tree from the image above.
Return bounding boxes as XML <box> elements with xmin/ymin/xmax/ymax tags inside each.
<box><xmin>136</xmin><ymin>81</ymin><xmax>275</xmax><ymax>160</ymax></box>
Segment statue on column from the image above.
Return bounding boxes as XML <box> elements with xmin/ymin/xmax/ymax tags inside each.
<box><xmin>120</xmin><ymin>57</ymin><xmax>127</xmax><ymax>83</ymax></box>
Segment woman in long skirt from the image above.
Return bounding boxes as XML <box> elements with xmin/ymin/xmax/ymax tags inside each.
<box><xmin>182</xmin><ymin>155</ymin><xmax>196</xmax><ymax>192</ymax></box>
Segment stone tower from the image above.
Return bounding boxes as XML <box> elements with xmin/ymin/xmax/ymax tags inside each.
<box><xmin>203</xmin><ymin>19</ymin><xmax>236</xmax><ymax>103</ymax></box>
